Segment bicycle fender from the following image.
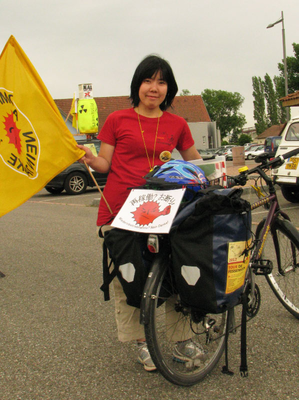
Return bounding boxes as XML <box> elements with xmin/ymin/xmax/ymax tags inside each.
<box><xmin>257</xmin><ymin>217</ymin><xmax>299</xmax><ymax>248</ymax></box>
<box><xmin>140</xmin><ymin>250</ymin><xmax>169</xmax><ymax>325</ymax></box>
<box><xmin>275</xmin><ymin>218</ymin><xmax>299</xmax><ymax>247</ymax></box>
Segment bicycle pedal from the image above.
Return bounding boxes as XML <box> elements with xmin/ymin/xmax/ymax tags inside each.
<box><xmin>251</xmin><ymin>260</ymin><xmax>273</xmax><ymax>275</ymax></box>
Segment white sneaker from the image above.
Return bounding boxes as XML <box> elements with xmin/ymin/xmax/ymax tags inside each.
<box><xmin>173</xmin><ymin>339</ymin><xmax>208</xmax><ymax>363</ymax></box>
<box><xmin>137</xmin><ymin>342</ymin><xmax>157</xmax><ymax>372</ymax></box>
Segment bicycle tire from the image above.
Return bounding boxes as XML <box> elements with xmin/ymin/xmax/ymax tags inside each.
<box><xmin>143</xmin><ymin>254</ymin><xmax>228</xmax><ymax>386</ymax></box>
<box><xmin>256</xmin><ymin>218</ymin><xmax>299</xmax><ymax>319</ymax></box>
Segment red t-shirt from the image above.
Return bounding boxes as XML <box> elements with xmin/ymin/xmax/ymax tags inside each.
<box><xmin>96</xmin><ymin>108</ymin><xmax>194</xmax><ymax>225</ymax></box>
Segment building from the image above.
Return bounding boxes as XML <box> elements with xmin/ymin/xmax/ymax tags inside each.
<box><xmin>255</xmin><ymin>124</ymin><xmax>286</xmax><ymax>145</ymax></box>
<box><xmin>241</xmin><ymin>127</ymin><xmax>257</xmax><ymax>142</ymax></box>
<box><xmin>55</xmin><ymin>95</ymin><xmax>221</xmax><ymax>149</ymax></box>
<box><xmin>280</xmin><ymin>91</ymin><xmax>299</xmax><ymax>107</ymax></box>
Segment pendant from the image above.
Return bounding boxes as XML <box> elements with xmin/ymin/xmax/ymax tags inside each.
<box><xmin>159</xmin><ymin>150</ymin><xmax>172</xmax><ymax>163</ymax></box>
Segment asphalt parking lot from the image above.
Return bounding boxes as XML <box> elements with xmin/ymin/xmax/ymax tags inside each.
<box><xmin>0</xmin><ymin>176</ymin><xmax>298</xmax><ymax>399</ymax></box>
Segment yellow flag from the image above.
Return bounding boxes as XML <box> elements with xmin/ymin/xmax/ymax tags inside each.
<box><xmin>0</xmin><ymin>36</ymin><xmax>85</xmax><ymax>217</ymax></box>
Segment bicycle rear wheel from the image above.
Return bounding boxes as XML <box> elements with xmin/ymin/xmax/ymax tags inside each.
<box><xmin>256</xmin><ymin>219</ymin><xmax>299</xmax><ymax>319</ymax></box>
<box><xmin>143</xmin><ymin>256</ymin><xmax>228</xmax><ymax>386</ymax></box>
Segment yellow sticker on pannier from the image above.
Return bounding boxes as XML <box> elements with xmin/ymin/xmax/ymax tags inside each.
<box><xmin>226</xmin><ymin>240</ymin><xmax>251</xmax><ymax>294</ymax></box>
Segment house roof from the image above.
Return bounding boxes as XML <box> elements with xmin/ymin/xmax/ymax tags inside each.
<box><xmin>257</xmin><ymin>124</ymin><xmax>286</xmax><ymax>139</ymax></box>
<box><xmin>54</xmin><ymin>95</ymin><xmax>211</xmax><ymax>131</ymax></box>
<box><xmin>280</xmin><ymin>90</ymin><xmax>299</xmax><ymax>107</ymax></box>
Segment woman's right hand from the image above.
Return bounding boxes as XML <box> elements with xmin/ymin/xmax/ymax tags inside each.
<box><xmin>77</xmin><ymin>142</ymin><xmax>114</xmax><ymax>173</ymax></box>
<box><xmin>77</xmin><ymin>144</ymin><xmax>95</xmax><ymax>164</ymax></box>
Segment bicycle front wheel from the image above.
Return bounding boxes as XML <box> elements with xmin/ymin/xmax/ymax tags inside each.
<box><xmin>143</xmin><ymin>257</ymin><xmax>228</xmax><ymax>386</ymax></box>
<box><xmin>256</xmin><ymin>218</ymin><xmax>299</xmax><ymax>319</ymax></box>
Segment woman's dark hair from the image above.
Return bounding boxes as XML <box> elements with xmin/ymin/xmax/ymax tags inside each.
<box><xmin>130</xmin><ymin>55</ymin><xmax>178</xmax><ymax>111</ymax></box>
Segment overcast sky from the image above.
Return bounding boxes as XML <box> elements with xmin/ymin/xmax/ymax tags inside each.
<box><xmin>1</xmin><ymin>0</ymin><xmax>298</xmax><ymax>128</ymax></box>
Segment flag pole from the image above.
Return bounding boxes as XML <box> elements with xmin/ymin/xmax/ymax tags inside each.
<box><xmin>75</xmin><ymin>95</ymin><xmax>78</xmax><ymax>133</ymax></box>
<box><xmin>83</xmin><ymin>161</ymin><xmax>113</xmax><ymax>214</ymax></box>
<box><xmin>65</xmin><ymin>92</ymin><xmax>76</xmax><ymax>123</ymax></box>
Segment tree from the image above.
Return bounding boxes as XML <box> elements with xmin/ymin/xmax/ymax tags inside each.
<box><xmin>201</xmin><ymin>89</ymin><xmax>246</xmax><ymax>139</ymax></box>
<box><xmin>273</xmin><ymin>75</ymin><xmax>287</xmax><ymax>122</ymax></box>
<box><xmin>252</xmin><ymin>76</ymin><xmax>268</xmax><ymax>134</ymax></box>
<box><xmin>238</xmin><ymin>134</ymin><xmax>252</xmax><ymax>146</ymax></box>
<box><xmin>230</xmin><ymin>131</ymin><xmax>239</xmax><ymax>144</ymax></box>
<box><xmin>252</xmin><ymin>74</ymin><xmax>287</xmax><ymax>127</ymax></box>
<box><xmin>276</xmin><ymin>43</ymin><xmax>299</xmax><ymax>95</ymax></box>
<box><xmin>263</xmin><ymin>73</ymin><xmax>279</xmax><ymax>125</ymax></box>
<box><xmin>251</xmin><ymin>43</ymin><xmax>298</xmax><ymax>129</ymax></box>
<box><xmin>180</xmin><ymin>89</ymin><xmax>191</xmax><ymax>96</ymax></box>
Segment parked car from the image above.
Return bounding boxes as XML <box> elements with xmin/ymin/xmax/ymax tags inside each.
<box><xmin>208</xmin><ymin>148</ymin><xmax>221</xmax><ymax>154</ymax></box>
<box><xmin>224</xmin><ymin>148</ymin><xmax>233</xmax><ymax>160</ymax></box>
<box><xmin>212</xmin><ymin>147</ymin><xmax>225</xmax><ymax>156</ymax></box>
<box><xmin>45</xmin><ymin>139</ymin><xmax>108</xmax><ymax>195</ymax></box>
<box><xmin>264</xmin><ymin>136</ymin><xmax>282</xmax><ymax>156</ymax></box>
<box><xmin>197</xmin><ymin>149</ymin><xmax>216</xmax><ymax>160</ymax></box>
<box><xmin>214</xmin><ymin>145</ymin><xmax>235</xmax><ymax>157</ymax></box>
<box><xmin>245</xmin><ymin>143</ymin><xmax>259</xmax><ymax>152</ymax></box>
<box><xmin>272</xmin><ymin>116</ymin><xmax>299</xmax><ymax>202</ymax></box>
<box><xmin>244</xmin><ymin>143</ymin><xmax>256</xmax><ymax>151</ymax></box>
<box><xmin>244</xmin><ymin>145</ymin><xmax>265</xmax><ymax>160</ymax></box>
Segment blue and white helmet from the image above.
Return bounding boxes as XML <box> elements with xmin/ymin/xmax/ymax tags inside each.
<box><xmin>145</xmin><ymin>160</ymin><xmax>208</xmax><ymax>191</ymax></box>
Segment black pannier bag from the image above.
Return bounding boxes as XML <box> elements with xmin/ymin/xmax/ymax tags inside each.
<box><xmin>101</xmin><ymin>228</ymin><xmax>155</xmax><ymax>308</ymax></box>
<box><xmin>169</xmin><ymin>188</ymin><xmax>252</xmax><ymax>316</ymax></box>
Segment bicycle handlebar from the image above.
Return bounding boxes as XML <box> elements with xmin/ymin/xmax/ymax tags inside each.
<box><xmin>227</xmin><ymin>147</ymin><xmax>299</xmax><ymax>187</ymax></box>
<box><xmin>281</xmin><ymin>147</ymin><xmax>299</xmax><ymax>159</ymax></box>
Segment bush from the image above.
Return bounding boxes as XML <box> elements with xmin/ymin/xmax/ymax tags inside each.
<box><xmin>238</xmin><ymin>134</ymin><xmax>252</xmax><ymax>146</ymax></box>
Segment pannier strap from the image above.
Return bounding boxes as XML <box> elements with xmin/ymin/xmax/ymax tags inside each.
<box><xmin>222</xmin><ymin>309</ymin><xmax>234</xmax><ymax>376</ymax></box>
<box><xmin>240</xmin><ymin>293</ymin><xmax>248</xmax><ymax>377</ymax></box>
<box><xmin>100</xmin><ymin>241</ymin><xmax>117</xmax><ymax>301</ymax></box>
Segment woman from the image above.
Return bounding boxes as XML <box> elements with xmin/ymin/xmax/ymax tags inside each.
<box><xmin>78</xmin><ymin>55</ymin><xmax>202</xmax><ymax>371</ymax></box>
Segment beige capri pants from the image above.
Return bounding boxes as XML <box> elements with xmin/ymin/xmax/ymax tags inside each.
<box><xmin>98</xmin><ymin>226</ymin><xmax>192</xmax><ymax>343</ymax></box>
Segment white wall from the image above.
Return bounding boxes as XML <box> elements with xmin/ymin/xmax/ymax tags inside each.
<box><xmin>188</xmin><ymin>121</ymin><xmax>220</xmax><ymax>149</ymax></box>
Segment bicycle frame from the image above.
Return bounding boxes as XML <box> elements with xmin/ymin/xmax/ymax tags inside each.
<box><xmin>250</xmin><ymin>195</ymin><xmax>280</xmax><ymax>269</ymax></box>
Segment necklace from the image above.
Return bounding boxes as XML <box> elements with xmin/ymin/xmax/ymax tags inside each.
<box><xmin>137</xmin><ymin>111</ymin><xmax>160</xmax><ymax>172</ymax></box>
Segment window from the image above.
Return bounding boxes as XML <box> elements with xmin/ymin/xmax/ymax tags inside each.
<box><xmin>286</xmin><ymin>122</ymin><xmax>299</xmax><ymax>141</ymax></box>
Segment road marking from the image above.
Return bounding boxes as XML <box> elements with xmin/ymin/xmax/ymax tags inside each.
<box><xmin>28</xmin><ymin>200</ymin><xmax>86</xmax><ymax>207</ymax></box>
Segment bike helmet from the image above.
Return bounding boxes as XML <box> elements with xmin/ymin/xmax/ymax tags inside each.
<box><xmin>144</xmin><ymin>160</ymin><xmax>208</xmax><ymax>193</ymax></box>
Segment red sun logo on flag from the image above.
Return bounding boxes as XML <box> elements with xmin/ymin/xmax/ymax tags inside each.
<box><xmin>3</xmin><ymin>112</ymin><xmax>22</xmax><ymax>154</ymax></box>
<box><xmin>0</xmin><ymin>88</ymin><xmax>40</xmax><ymax>179</ymax></box>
